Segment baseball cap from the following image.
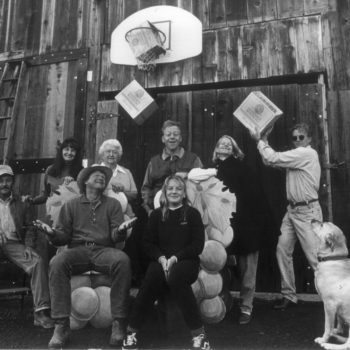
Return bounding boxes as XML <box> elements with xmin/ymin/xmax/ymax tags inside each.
<box><xmin>0</xmin><ymin>165</ymin><xmax>14</xmax><ymax>177</ymax></box>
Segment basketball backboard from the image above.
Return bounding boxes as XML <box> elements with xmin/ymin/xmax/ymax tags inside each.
<box><xmin>111</xmin><ymin>6</ymin><xmax>202</xmax><ymax>66</ymax></box>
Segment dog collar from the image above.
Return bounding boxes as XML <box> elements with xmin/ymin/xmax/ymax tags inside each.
<box><xmin>317</xmin><ymin>255</ymin><xmax>349</xmax><ymax>262</ymax></box>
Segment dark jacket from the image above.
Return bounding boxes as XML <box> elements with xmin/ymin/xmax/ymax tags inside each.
<box><xmin>216</xmin><ymin>155</ymin><xmax>268</xmax><ymax>255</ymax></box>
<box><xmin>9</xmin><ymin>193</ymin><xmax>36</xmax><ymax>247</ymax></box>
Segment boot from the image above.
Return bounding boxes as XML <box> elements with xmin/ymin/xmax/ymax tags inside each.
<box><xmin>34</xmin><ymin>309</ymin><xmax>55</xmax><ymax>329</ymax></box>
<box><xmin>48</xmin><ymin>317</ymin><xmax>71</xmax><ymax>349</ymax></box>
<box><xmin>110</xmin><ymin>318</ymin><xmax>126</xmax><ymax>346</ymax></box>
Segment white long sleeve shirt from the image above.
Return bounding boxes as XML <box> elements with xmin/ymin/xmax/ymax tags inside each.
<box><xmin>257</xmin><ymin>140</ymin><xmax>320</xmax><ymax>203</ymax></box>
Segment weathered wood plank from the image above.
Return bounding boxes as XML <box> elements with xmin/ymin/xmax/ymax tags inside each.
<box><xmin>226</xmin><ymin>0</ymin><xmax>247</xmax><ymax>26</ymax></box>
<box><xmin>201</xmin><ymin>30</ymin><xmax>217</xmax><ymax>83</ymax></box>
<box><xmin>95</xmin><ymin>100</ymin><xmax>119</xmax><ymax>161</ymax></box>
<box><xmin>105</xmin><ymin>0</ymin><xmax>124</xmax><ymax>45</ymax></box>
<box><xmin>139</xmin><ymin>0</ymin><xmax>162</xmax><ymax>10</ymax></box>
<box><xmin>25</xmin><ymin>0</ymin><xmax>43</xmax><ymax>55</ymax></box>
<box><xmin>247</xmin><ymin>0</ymin><xmax>277</xmax><ymax>23</ymax></box>
<box><xmin>293</xmin><ymin>16</ymin><xmax>323</xmax><ymax>73</ymax></box>
<box><xmin>84</xmin><ymin>0</ymin><xmax>105</xmax><ymax>164</ymax></box>
<box><xmin>52</xmin><ymin>0</ymin><xmax>79</xmax><ymax>51</ymax></box>
<box><xmin>209</xmin><ymin>0</ymin><xmax>226</xmax><ymax>29</ymax></box>
<box><xmin>124</xmin><ymin>0</ymin><xmax>140</xmax><ymax>18</ymax></box>
<box><xmin>304</xmin><ymin>0</ymin><xmax>329</xmax><ymax>15</ymax></box>
<box><xmin>0</xmin><ymin>0</ymin><xmax>9</xmax><ymax>52</ymax></box>
<box><xmin>39</xmin><ymin>0</ymin><xmax>56</xmax><ymax>54</ymax></box>
<box><xmin>276</xmin><ymin>0</ymin><xmax>304</xmax><ymax>19</ymax></box>
<box><xmin>192</xmin><ymin>0</ymin><xmax>209</xmax><ymax>30</ymax></box>
<box><xmin>227</xmin><ymin>26</ymin><xmax>243</xmax><ymax>80</ymax></box>
<box><xmin>41</xmin><ymin>62</ymin><xmax>68</xmax><ymax>158</ymax></box>
<box><xmin>23</xmin><ymin>65</ymin><xmax>48</xmax><ymax>158</ymax></box>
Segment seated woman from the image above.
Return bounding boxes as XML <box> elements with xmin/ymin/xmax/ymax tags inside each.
<box><xmin>122</xmin><ymin>175</ymin><xmax>211</xmax><ymax>350</ymax></box>
<box><xmin>31</xmin><ymin>137</ymin><xmax>83</xmax><ymax>205</ymax></box>
<box><xmin>98</xmin><ymin>139</ymin><xmax>137</xmax><ymax>217</ymax></box>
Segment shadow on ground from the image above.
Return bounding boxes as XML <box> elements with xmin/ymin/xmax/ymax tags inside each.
<box><xmin>0</xmin><ymin>296</ymin><xmax>325</xmax><ymax>349</ymax></box>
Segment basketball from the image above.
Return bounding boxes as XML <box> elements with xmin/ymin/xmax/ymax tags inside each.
<box><xmin>199</xmin><ymin>296</ymin><xmax>226</xmax><ymax>324</ymax></box>
<box><xmin>207</xmin><ymin>225</ymin><xmax>233</xmax><ymax>248</ymax></box>
<box><xmin>71</xmin><ymin>286</ymin><xmax>99</xmax><ymax>321</ymax></box>
<box><xmin>70</xmin><ymin>275</ymin><xmax>91</xmax><ymax>291</ymax></box>
<box><xmin>90</xmin><ymin>286</ymin><xmax>113</xmax><ymax>328</ymax></box>
<box><xmin>70</xmin><ymin>315</ymin><xmax>88</xmax><ymax>330</ymax></box>
<box><xmin>200</xmin><ymin>240</ymin><xmax>227</xmax><ymax>273</ymax></box>
<box><xmin>197</xmin><ymin>269</ymin><xmax>223</xmax><ymax>299</ymax></box>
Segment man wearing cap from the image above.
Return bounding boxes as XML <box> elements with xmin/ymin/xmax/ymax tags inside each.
<box><xmin>0</xmin><ymin>164</ymin><xmax>53</xmax><ymax>328</ymax></box>
<box><xmin>250</xmin><ymin>123</ymin><xmax>323</xmax><ymax>310</ymax></box>
<box><xmin>35</xmin><ymin>165</ymin><xmax>132</xmax><ymax>349</ymax></box>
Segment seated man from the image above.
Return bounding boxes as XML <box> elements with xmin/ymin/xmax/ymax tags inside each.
<box><xmin>35</xmin><ymin>165</ymin><xmax>132</xmax><ymax>349</ymax></box>
<box><xmin>0</xmin><ymin>165</ymin><xmax>53</xmax><ymax>328</ymax></box>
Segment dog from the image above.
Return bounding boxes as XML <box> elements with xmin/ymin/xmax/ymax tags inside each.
<box><xmin>312</xmin><ymin>219</ymin><xmax>350</xmax><ymax>350</ymax></box>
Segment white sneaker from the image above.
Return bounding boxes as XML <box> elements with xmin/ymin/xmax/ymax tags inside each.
<box><xmin>122</xmin><ymin>332</ymin><xmax>138</xmax><ymax>350</ymax></box>
<box><xmin>191</xmin><ymin>334</ymin><xmax>211</xmax><ymax>350</ymax></box>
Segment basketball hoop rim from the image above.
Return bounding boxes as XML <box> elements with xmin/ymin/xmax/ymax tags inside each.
<box><xmin>125</xmin><ymin>26</ymin><xmax>167</xmax><ymax>45</ymax></box>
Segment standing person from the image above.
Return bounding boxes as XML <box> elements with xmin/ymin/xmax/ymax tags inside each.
<box><xmin>98</xmin><ymin>138</ymin><xmax>138</xmax><ymax>216</ymax></box>
<box><xmin>34</xmin><ymin>165</ymin><xmax>132</xmax><ymax>349</ymax></box>
<box><xmin>141</xmin><ymin>120</ymin><xmax>202</xmax><ymax>216</ymax></box>
<box><xmin>30</xmin><ymin>137</ymin><xmax>83</xmax><ymax>205</ymax></box>
<box><xmin>250</xmin><ymin>123</ymin><xmax>323</xmax><ymax>309</ymax></box>
<box><xmin>122</xmin><ymin>175</ymin><xmax>211</xmax><ymax>350</ymax></box>
<box><xmin>213</xmin><ymin>135</ymin><xmax>268</xmax><ymax>325</ymax></box>
<box><xmin>0</xmin><ymin>165</ymin><xmax>53</xmax><ymax>328</ymax></box>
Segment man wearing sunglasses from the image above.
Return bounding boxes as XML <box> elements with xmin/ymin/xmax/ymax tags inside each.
<box><xmin>250</xmin><ymin>123</ymin><xmax>322</xmax><ymax>310</ymax></box>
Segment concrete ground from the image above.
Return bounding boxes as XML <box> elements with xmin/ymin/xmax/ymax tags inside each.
<box><xmin>0</xmin><ymin>293</ymin><xmax>332</xmax><ymax>350</ymax></box>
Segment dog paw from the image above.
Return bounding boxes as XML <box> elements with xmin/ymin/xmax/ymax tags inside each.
<box><xmin>315</xmin><ymin>337</ymin><xmax>328</xmax><ymax>344</ymax></box>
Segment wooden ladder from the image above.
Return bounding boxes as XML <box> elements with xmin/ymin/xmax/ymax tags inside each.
<box><xmin>0</xmin><ymin>60</ymin><xmax>26</xmax><ymax>165</ymax></box>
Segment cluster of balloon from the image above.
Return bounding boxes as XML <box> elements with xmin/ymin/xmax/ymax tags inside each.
<box><xmin>70</xmin><ymin>277</ymin><xmax>113</xmax><ymax>330</ymax></box>
<box><xmin>186</xmin><ymin>168</ymin><xmax>236</xmax><ymax>324</ymax></box>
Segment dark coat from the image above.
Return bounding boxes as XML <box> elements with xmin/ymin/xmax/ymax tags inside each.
<box><xmin>216</xmin><ymin>155</ymin><xmax>268</xmax><ymax>255</ymax></box>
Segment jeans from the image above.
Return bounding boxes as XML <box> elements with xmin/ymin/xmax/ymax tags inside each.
<box><xmin>238</xmin><ymin>251</ymin><xmax>259</xmax><ymax>314</ymax></box>
<box><xmin>277</xmin><ymin>202</ymin><xmax>322</xmax><ymax>303</ymax></box>
<box><xmin>49</xmin><ymin>245</ymin><xmax>131</xmax><ymax>319</ymax></box>
<box><xmin>2</xmin><ymin>241</ymin><xmax>50</xmax><ymax>312</ymax></box>
<box><xmin>129</xmin><ymin>260</ymin><xmax>202</xmax><ymax>332</ymax></box>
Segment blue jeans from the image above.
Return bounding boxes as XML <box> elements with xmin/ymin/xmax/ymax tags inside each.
<box><xmin>277</xmin><ymin>202</ymin><xmax>323</xmax><ymax>303</ymax></box>
<box><xmin>49</xmin><ymin>245</ymin><xmax>131</xmax><ymax>319</ymax></box>
<box><xmin>2</xmin><ymin>241</ymin><xmax>50</xmax><ymax>312</ymax></box>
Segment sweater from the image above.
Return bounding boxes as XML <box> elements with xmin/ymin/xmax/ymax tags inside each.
<box><xmin>143</xmin><ymin>206</ymin><xmax>205</xmax><ymax>262</ymax></box>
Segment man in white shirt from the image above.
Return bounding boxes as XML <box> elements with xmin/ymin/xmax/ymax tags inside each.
<box><xmin>0</xmin><ymin>165</ymin><xmax>53</xmax><ymax>327</ymax></box>
<box><xmin>250</xmin><ymin>123</ymin><xmax>323</xmax><ymax>310</ymax></box>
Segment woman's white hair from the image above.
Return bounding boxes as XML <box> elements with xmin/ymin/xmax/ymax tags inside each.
<box><xmin>98</xmin><ymin>139</ymin><xmax>123</xmax><ymax>158</ymax></box>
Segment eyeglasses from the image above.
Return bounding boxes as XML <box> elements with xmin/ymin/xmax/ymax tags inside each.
<box><xmin>292</xmin><ymin>135</ymin><xmax>305</xmax><ymax>141</ymax></box>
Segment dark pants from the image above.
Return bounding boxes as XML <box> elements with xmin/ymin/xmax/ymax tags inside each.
<box><xmin>129</xmin><ymin>260</ymin><xmax>202</xmax><ymax>331</ymax></box>
<box><xmin>49</xmin><ymin>245</ymin><xmax>131</xmax><ymax>319</ymax></box>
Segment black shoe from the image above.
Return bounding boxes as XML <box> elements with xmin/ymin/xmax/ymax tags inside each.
<box><xmin>273</xmin><ymin>298</ymin><xmax>296</xmax><ymax>310</ymax></box>
<box><xmin>48</xmin><ymin>320</ymin><xmax>71</xmax><ymax>349</ymax></box>
<box><xmin>122</xmin><ymin>332</ymin><xmax>138</xmax><ymax>350</ymax></box>
<box><xmin>191</xmin><ymin>334</ymin><xmax>211</xmax><ymax>350</ymax></box>
<box><xmin>238</xmin><ymin>312</ymin><xmax>251</xmax><ymax>325</ymax></box>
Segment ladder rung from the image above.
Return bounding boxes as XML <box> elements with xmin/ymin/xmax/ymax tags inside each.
<box><xmin>0</xmin><ymin>97</ymin><xmax>14</xmax><ymax>101</ymax></box>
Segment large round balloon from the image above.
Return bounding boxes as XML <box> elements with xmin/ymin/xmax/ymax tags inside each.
<box><xmin>71</xmin><ymin>287</ymin><xmax>99</xmax><ymax>321</ymax></box>
<box><xmin>200</xmin><ymin>240</ymin><xmax>227</xmax><ymax>273</ymax></box>
<box><xmin>196</xmin><ymin>270</ymin><xmax>223</xmax><ymax>299</ymax></box>
<box><xmin>199</xmin><ymin>296</ymin><xmax>226</xmax><ymax>324</ymax></box>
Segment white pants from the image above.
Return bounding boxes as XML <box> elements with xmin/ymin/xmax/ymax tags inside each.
<box><xmin>277</xmin><ymin>202</ymin><xmax>322</xmax><ymax>303</ymax></box>
<box><xmin>239</xmin><ymin>251</ymin><xmax>259</xmax><ymax>314</ymax></box>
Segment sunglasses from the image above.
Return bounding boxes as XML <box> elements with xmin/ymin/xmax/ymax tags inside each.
<box><xmin>292</xmin><ymin>135</ymin><xmax>305</xmax><ymax>141</ymax></box>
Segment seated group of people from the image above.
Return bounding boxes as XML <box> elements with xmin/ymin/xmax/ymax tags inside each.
<box><xmin>0</xmin><ymin>119</ymin><xmax>323</xmax><ymax>350</ymax></box>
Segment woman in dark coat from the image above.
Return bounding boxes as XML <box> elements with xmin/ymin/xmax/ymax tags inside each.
<box><xmin>213</xmin><ymin>135</ymin><xmax>268</xmax><ymax>325</ymax></box>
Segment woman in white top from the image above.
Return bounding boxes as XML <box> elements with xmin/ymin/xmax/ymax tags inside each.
<box><xmin>99</xmin><ymin>139</ymin><xmax>138</xmax><ymax>217</ymax></box>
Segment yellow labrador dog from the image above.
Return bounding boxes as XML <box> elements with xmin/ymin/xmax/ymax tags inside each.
<box><xmin>312</xmin><ymin>219</ymin><xmax>350</xmax><ymax>350</ymax></box>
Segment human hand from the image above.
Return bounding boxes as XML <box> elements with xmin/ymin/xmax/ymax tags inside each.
<box><xmin>112</xmin><ymin>183</ymin><xmax>125</xmax><ymax>193</ymax></box>
<box><xmin>166</xmin><ymin>256</ymin><xmax>177</xmax><ymax>273</ymax></box>
<box><xmin>261</xmin><ymin>125</ymin><xmax>274</xmax><ymax>141</ymax></box>
<box><xmin>63</xmin><ymin>176</ymin><xmax>74</xmax><ymax>186</ymax></box>
<box><xmin>249</xmin><ymin>127</ymin><xmax>261</xmax><ymax>142</ymax></box>
<box><xmin>0</xmin><ymin>231</ymin><xmax>7</xmax><ymax>246</ymax></box>
<box><xmin>33</xmin><ymin>220</ymin><xmax>54</xmax><ymax>237</ymax></box>
<box><xmin>158</xmin><ymin>255</ymin><xmax>168</xmax><ymax>277</ymax></box>
<box><xmin>22</xmin><ymin>195</ymin><xmax>34</xmax><ymax>204</ymax></box>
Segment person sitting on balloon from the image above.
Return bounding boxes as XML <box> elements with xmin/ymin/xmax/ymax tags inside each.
<box><xmin>122</xmin><ymin>174</ymin><xmax>211</xmax><ymax>350</ymax></box>
<box><xmin>34</xmin><ymin>165</ymin><xmax>136</xmax><ymax>349</ymax></box>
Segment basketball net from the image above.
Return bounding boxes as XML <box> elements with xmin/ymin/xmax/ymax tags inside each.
<box><xmin>125</xmin><ymin>21</ymin><xmax>166</xmax><ymax>71</ymax></box>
